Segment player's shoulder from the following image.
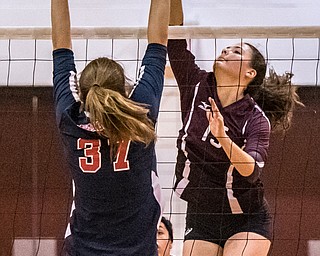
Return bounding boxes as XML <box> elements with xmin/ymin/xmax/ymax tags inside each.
<box><xmin>245</xmin><ymin>103</ymin><xmax>271</xmax><ymax>132</ymax></box>
<box><xmin>60</xmin><ymin>103</ymin><xmax>96</xmax><ymax>135</ymax></box>
<box><xmin>252</xmin><ymin>103</ymin><xmax>270</xmax><ymax>123</ymax></box>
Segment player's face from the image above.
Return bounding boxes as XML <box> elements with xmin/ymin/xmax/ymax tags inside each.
<box><xmin>157</xmin><ymin>222</ymin><xmax>172</xmax><ymax>256</ymax></box>
<box><xmin>213</xmin><ymin>43</ymin><xmax>254</xmax><ymax>81</ymax></box>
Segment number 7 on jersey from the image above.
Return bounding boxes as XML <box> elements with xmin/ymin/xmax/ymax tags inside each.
<box><xmin>77</xmin><ymin>138</ymin><xmax>130</xmax><ymax>173</ymax></box>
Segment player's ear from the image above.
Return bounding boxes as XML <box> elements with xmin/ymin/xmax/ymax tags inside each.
<box><xmin>246</xmin><ymin>68</ymin><xmax>257</xmax><ymax>80</ymax></box>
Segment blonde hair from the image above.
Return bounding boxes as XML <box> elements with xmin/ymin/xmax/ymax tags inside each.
<box><xmin>79</xmin><ymin>57</ymin><xmax>156</xmax><ymax>157</ymax></box>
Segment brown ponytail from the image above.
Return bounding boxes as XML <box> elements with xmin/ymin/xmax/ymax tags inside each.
<box><xmin>79</xmin><ymin>57</ymin><xmax>156</xmax><ymax>157</ymax></box>
<box><xmin>244</xmin><ymin>43</ymin><xmax>304</xmax><ymax>132</ymax></box>
<box><xmin>246</xmin><ymin>68</ymin><xmax>303</xmax><ymax>131</ymax></box>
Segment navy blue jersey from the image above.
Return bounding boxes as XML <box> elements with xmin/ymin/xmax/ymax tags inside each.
<box><xmin>168</xmin><ymin>39</ymin><xmax>271</xmax><ymax>214</ymax></box>
<box><xmin>53</xmin><ymin>43</ymin><xmax>167</xmax><ymax>256</ymax></box>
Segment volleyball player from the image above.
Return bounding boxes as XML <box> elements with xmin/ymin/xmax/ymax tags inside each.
<box><xmin>51</xmin><ymin>0</ymin><xmax>169</xmax><ymax>255</ymax></box>
<box><xmin>167</xmin><ymin>0</ymin><xmax>302</xmax><ymax>255</ymax></box>
<box><xmin>157</xmin><ymin>217</ymin><xmax>174</xmax><ymax>256</ymax></box>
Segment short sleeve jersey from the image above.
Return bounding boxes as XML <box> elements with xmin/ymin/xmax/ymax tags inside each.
<box><xmin>168</xmin><ymin>39</ymin><xmax>271</xmax><ymax>214</ymax></box>
<box><xmin>53</xmin><ymin>44</ymin><xmax>167</xmax><ymax>256</ymax></box>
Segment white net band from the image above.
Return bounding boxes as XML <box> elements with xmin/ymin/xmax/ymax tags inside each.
<box><xmin>0</xmin><ymin>26</ymin><xmax>320</xmax><ymax>39</ymax></box>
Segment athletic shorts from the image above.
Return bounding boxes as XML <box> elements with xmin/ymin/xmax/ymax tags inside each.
<box><xmin>184</xmin><ymin>202</ymin><xmax>273</xmax><ymax>248</ymax></box>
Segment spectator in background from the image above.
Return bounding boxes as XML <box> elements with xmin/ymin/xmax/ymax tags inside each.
<box><xmin>157</xmin><ymin>217</ymin><xmax>174</xmax><ymax>256</ymax></box>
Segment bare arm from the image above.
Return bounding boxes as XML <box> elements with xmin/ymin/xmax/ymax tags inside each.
<box><xmin>206</xmin><ymin>97</ymin><xmax>255</xmax><ymax>177</ymax></box>
<box><xmin>147</xmin><ymin>0</ymin><xmax>170</xmax><ymax>46</ymax></box>
<box><xmin>170</xmin><ymin>0</ymin><xmax>183</xmax><ymax>26</ymax></box>
<box><xmin>218</xmin><ymin>136</ymin><xmax>255</xmax><ymax>177</ymax></box>
<box><xmin>51</xmin><ymin>0</ymin><xmax>72</xmax><ymax>50</ymax></box>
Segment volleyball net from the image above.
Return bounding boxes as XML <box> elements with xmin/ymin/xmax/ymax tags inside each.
<box><xmin>1</xmin><ymin>26</ymin><xmax>319</xmax><ymax>86</ymax></box>
<box><xmin>1</xmin><ymin>26</ymin><xmax>320</xmax><ymax>256</ymax></box>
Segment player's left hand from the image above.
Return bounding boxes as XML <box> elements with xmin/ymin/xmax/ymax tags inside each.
<box><xmin>206</xmin><ymin>97</ymin><xmax>226</xmax><ymax>140</ymax></box>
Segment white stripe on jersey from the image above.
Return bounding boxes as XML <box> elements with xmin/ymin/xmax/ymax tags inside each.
<box><xmin>254</xmin><ymin>103</ymin><xmax>271</xmax><ymax>131</ymax></box>
<box><xmin>151</xmin><ymin>171</ymin><xmax>163</xmax><ymax>228</ymax></box>
<box><xmin>175</xmin><ymin>159</ymin><xmax>191</xmax><ymax>197</ymax></box>
<box><xmin>176</xmin><ymin>83</ymin><xmax>200</xmax><ymax>197</ymax></box>
<box><xmin>242</xmin><ymin>120</ymin><xmax>248</xmax><ymax>135</ymax></box>
<box><xmin>69</xmin><ymin>71</ymin><xmax>81</xmax><ymax>102</ymax></box>
<box><xmin>128</xmin><ymin>65</ymin><xmax>146</xmax><ymax>99</ymax></box>
<box><xmin>226</xmin><ymin>164</ymin><xmax>244</xmax><ymax>214</ymax></box>
<box><xmin>65</xmin><ymin>179</ymin><xmax>76</xmax><ymax>238</ymax></box>
<box><xmin>242</xmin><ymin>104</ymin><xmax>270</xmax><ymax>170</ymax></box>
<box><xmin>181</xmin><ymin>82</ymin><xmax>200</xmax><ymax>154</ymax></box>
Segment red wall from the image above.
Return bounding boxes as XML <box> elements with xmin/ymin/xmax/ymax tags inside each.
<box><xmin>0</xmin><ymin>88</ymin><xmax>72</xmax><ymax>255</ymax></box>
<box><xmin>263</xmin><ymin>87</ymin><xmax>320</xmax><ymax>255</ymax></box>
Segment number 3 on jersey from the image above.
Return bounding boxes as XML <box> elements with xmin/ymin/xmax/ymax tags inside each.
<box><xmin>77</xmin><ymin>138</ymin><xmax>130</xmax><ymax>173</ymax></box>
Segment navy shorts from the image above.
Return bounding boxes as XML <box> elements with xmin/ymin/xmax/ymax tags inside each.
<box><xmin>184</xmin><ymin>202</ymin><xmax>273</xmax><ymax>248</ymax></box>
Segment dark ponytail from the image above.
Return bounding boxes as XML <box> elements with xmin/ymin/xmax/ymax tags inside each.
<box><xmin>244</xmin><ymin>43</ymin><xmax>303</xmax><ymax>131</ymax></box>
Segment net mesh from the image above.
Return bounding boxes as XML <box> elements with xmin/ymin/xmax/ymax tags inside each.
<box><xmin>0</xmin><ymin>26</ymin><xmax>319</xmax><ymax>256</ymax></box>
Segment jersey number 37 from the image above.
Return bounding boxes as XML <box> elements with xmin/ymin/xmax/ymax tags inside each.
<box><xmin>77</xmin><ymin>138</ymin><xmax>130</xmax><ymax>173</ymax></box>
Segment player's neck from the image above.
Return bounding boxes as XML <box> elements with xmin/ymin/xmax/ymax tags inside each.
<box><xmin>217</xmin><ymin>85</ymin><xmax>244</xmax><ymax>107</ymax></box>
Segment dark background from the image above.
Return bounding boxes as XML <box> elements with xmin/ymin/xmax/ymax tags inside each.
<box><xmin>0</xmin><ymin>86</ymin><xmax>319</xmax><ymax>256</ymax></box>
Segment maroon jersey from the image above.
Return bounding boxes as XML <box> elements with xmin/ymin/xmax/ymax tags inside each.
<box><xmin>168</xmin><ymin>39</ymin><xmax>271</xmax><ymax>214</ymax></box>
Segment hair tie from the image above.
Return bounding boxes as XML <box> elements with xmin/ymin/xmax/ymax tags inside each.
<box><xmin>93</xmin><ymin>83</ymin><xmax>100</xmax><ymax>88</ymax></box>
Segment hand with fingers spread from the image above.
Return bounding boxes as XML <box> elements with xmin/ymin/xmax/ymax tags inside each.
<box><xmin>206</xmin><ymin>97</ymin><xmax>227</xmax><ymax>140</ymax></box>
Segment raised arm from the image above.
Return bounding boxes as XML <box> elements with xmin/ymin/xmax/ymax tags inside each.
<box><xmin>147</xmin><ymin>0</ymin><xmax>170</xmax><ymax>46</ymax></box>
<box><xmin>170</xmin><ymin>0</ymin><xmax>183</xmax><ymax>26</ymax></box>
<box><xmin>167</xmin><ymin>0</ymin><xmax>206</xmax><ymax>122</ymax></box>
<box><xmin>51</xmin><ymin>0</ymin><xmax>72</xmax><ymax>50</ymax></box>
